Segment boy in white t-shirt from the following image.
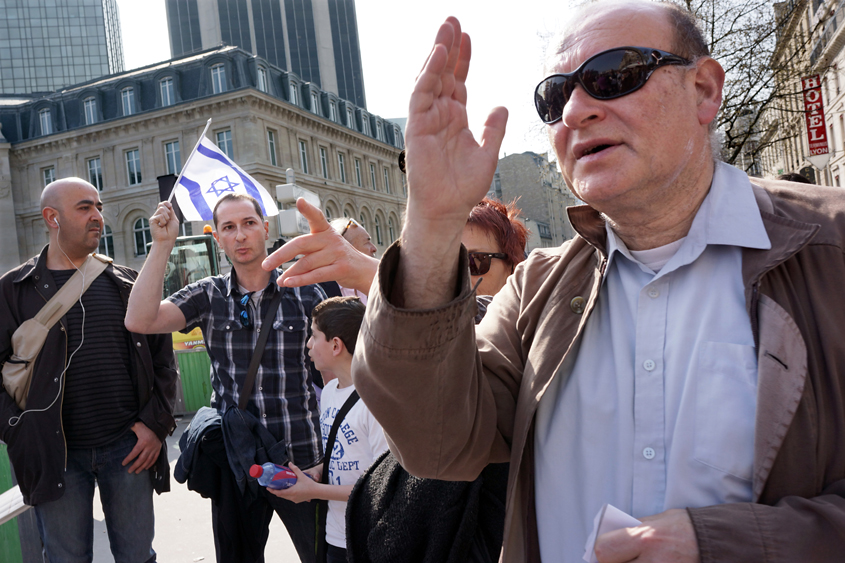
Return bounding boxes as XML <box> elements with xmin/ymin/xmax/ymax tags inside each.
<box><xmin>269</xmin><ymin>296</ymin><xmax>388</xmax><ymax>563</ymax></box>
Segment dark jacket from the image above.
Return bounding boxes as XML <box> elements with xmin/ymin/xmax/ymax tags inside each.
<box><xmin>0</xmin><ymin>246</ymin><xmax>178</xmax><ymax>506</ymax></box>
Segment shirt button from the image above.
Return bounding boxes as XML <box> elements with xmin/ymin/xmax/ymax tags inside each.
<box><xmin>262</xmin><ymin>413</ymin><xmax>267</xmax><ymax>418</ymax></box>
<box><xmin>643</xmin><ymin>359</ymin><xmax>656</xmax><ymax>371</ymax></box>
<box><xmin>44</xmin><ymin>284</ymin><xmax>49</xmax><ymax>289</ymax></box>
<box><xmin>57</xmin><ymin>483</ymin><xmax>63</xmax><ymax>488</ymax></box>
<box><xmin>60</xmin><ymin>327</ymin><xmax>65</xmax><ymax>332</ymax></box>
<box><xmin>226</xmin><ymin>325</ymin><xmax>231</xmax><ymax>329</ymax></box>
<box><xmin>570</xmin><ymin>296</ymin><xmax>585</xmax><ymax>314</ymax></box>
<box><xmin>648</xmin><ymin>287</ymin><xmax>659</xmax><ymax>298</ymax></box>
<box><xmin>258</xmin><ymin>387</ymin><xmax>263</xmax><ymax>391</ymax></box>
<box><xmin>257</xmin><ymin>328</ymin><xmax>261</xmax><ymax>334</ymax></box>
<box><xmin>136</xmin><ymin>342</ymin><xmax>142</xmax><ymax>347</ymax></box>
<box><xmin>288</xmin><ymin>325</ymin><xmax>293</xmax><ymax>330</ymax></box>
<box><xmin>643</xmin><ymin>447</ymin><xmax>656</xmax><ymax>460</ymax></box>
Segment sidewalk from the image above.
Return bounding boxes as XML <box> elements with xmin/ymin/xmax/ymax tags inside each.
<box><xmin>92</xmin><ymin>416</ymin><xmax>299</xmax><ymax>562</ymax></box>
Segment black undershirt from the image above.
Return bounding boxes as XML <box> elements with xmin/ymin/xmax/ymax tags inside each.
<box><xmin>51</xmin><ymin>270</ymin><xmax>138</xmax><ymax>449</ymax></box>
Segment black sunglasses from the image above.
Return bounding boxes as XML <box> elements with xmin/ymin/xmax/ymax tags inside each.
<box><xmin>238</xmin><ymin>293</ymin><xmax>252</xmax><ymax>328</ymax></box>
<box><xmin>468</xmin><ymin>252</ymin><xmax>508</xmax><ymax>276</ymax></box>
<box><xmin>534</xmin><ymin>46</ymin><xmax>691</xmax><ymax>124</ymax></box>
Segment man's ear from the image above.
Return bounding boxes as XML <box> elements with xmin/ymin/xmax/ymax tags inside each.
<box><xmin>694</xmin><ymin>57</ymin><xmax>725</xmax><ymax>127</ymax></box>
<box><xmin>212</xmin><ymin>230</ymin><xmax>219</xmax><ymax>243</ymax></box>
<box><xmin>264</xmin><ymin>220</ymin><xmax>270</xmax><ymax>240</ymax></box>
<box><xmin>42</xmin><ymin>207</ymin><xmax>59</xmax><ymax>229</ymax></box>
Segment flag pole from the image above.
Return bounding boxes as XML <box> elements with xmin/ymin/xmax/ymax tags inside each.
<box><xmin>168</xmin><ymin>117</ymin><xmax>213</xmax><ymax>203</ymax></box>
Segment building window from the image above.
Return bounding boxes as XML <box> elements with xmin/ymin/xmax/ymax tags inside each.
<box><xmin>346</xmin><ymin>107</ymin><xmax>355</xmax><ymax>130</ymax></box>
<box><xmin>179</xmin><ymin>223</ymin><xmax>193</xmax><ymax>237</ymax></box>
<box><xmin>362</xmin><ymin>116</ymin><xmax>370</xmax><ymax>136</ymax></box>
<box><xmin>42</xmin><ymin>166</ymin><xmax>55</xmax><ymax>187</ymax></box>
<box><xmin>299</xmin><ymin>140</ymin><xmax>308</xmax><ymax>173</ymax></box>
<box><xmin>88</xmin><ymin>157</ymin><xmax>103</xmax><ymax>191</ymax></box>
<box><xmin>359</xmin><ymin>213</ymin><xmax>367</xmax><ymax>231</ymax></box>
<box><xmin>267</xmin><ymin>130</ymin><xmax>277</xmax><ymax>166</ymax></box>
<box><xmin>165</xmin><ymin>141</ymin><xmax>181</xmax><ymax>175</ymax></box>
<box><xmin>216</xmin><ymin>130</ymin><xmax>233</xmax><ymax>158</ymax></box>
<box><xmin>374</xmin><ymin>216</ymin><xmax>383</xmax><ymax>245</ymax></box>
<box><xmin>329</xmin><ymin>101</ymin><xmax>337</xmax><ymax>122</ymax></box>
<box><xmin>354</xmin><ymin>159</ymin><xmax>362</xmax><ymax>187</ymax></box>
<box><xmin>83</xmin><ymin>97</ymin><xmax>97</xmax><ymax>125</ymax></box>
<box><xmin>311</xmin><ymin>92</ymin><xmax>320</xmax><ymax>115</ymax></box>
<box><xmin>99</xmin><ymin>225</ymin><xmax>114</xmax><ymax>258</ymax></box>
<box><xmin>320</xmin><ymin>147</ymin><xmax>328</xmax><ymax>178</ymax></box>
<box><xmin>39</xmin><ymin>108</ymin><xmax>52</xmax><ymax>135</ymax></box>
<box><xmin>388</xmin><ymin>218</ymin><xmax>396</xmax><ymax>243</ymax></box>
<box><xmin>134</xmin><ymin>218</ymin><xmax>151</xmax><ymax>256</ymax></box>
<box><xmin>376</xmin><ymin>122</ymin><xmax>384</xmax><ymax>141</ymax></box>
<box><xmin>369</xmin><ymin>163</ymin><xmax>377</xmax><ymax>190</ymax></box>
<box><xmin>338</xmin><ymin>153</ymin><xmax>346</xmax><ymax>183</ymax></box>
<box><xmin>289</xmin><ymin>82</ymin><xmax>299</xmax><ymax>105</ymax></box>
<box><xmin>126</xmin><ymin>149</ymin><xmax>142</xmax><ymax>185</ymax></box>
<box><xmin>211</xmin><ymin>64</ymin><xmax>226</xmax><ymax>94</ymax></box>
<box><xmin>383</xmin><ymin>167</ymin><xmax>391</xmax><ymax>194</ymax></box>
<box><xmin>121</xmin><ymin>87</ymin><xmax>135</xmax><ymax>116</ymax></box>
<box><xmin>325</xmin><ymin>207</ymin><xmax>333</xmax><ymax>221</ymax></box>
<box><xmin>257</xmin><ymin>67</ymin><xmax>267</xmax><ymax>92</ymax></box>
<box><xmin>160</xmin><ymin>78</ymin><xmax>174</xmax><ymax>106</ymax></box>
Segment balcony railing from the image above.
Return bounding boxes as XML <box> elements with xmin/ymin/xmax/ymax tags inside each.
<box><xmin>811</xmin><ymin>0</ymin><xmax>845</xmax><ymax>65</ymax></box>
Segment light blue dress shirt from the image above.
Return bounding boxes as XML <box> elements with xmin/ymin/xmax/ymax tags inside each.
<box><xmin>534</xmin><ymin>162</ymin><xmax>772</xmax><ymax>562</ymax></box>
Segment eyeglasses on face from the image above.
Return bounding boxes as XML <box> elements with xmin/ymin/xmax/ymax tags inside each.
<box><xmin>238</xmin><ymin>293</ymin><xmax>252</xmax><ymax>328</ymax></box>
<box><xmin>534</xmin><ymin>46</ymin><xmax>691</xmax><ymax>124</ymax></box>
<box><xmin>468</xmin><ymin>252</ymin><xmax>508</xmax><ymax>276</ymax></box>
<box><xmin>340</xmin><ymin>218</ymin><xmax>357</xmax><ymax>238</ymax></box>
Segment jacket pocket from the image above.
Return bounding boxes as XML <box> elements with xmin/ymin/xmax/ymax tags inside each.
<box><xmin>694</xmin><ymin>341</ymin><xmax>757</xmax><ymax>481</ymax></box>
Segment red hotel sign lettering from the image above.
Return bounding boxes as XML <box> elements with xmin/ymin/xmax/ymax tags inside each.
<box><xmin>802</xmin><ymin>75</ymin><xmax>829</xmax><ymax>157</ymax></box>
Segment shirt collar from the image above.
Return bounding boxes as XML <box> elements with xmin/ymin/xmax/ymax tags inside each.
<box><xmin>605</xmin><ymin>161</ymin><xmax>772</xmax><ymax>277</ymax></box>
<box><xmin>224</xmin><ymin>267</ymin><xmax>282</xmax><ymax>297</ymax></box>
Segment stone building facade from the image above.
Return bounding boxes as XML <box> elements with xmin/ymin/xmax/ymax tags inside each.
<box><xmin>0</xmin><ymin>45</ymin><xmax>405</xmax><ymax>274</ymax></box>
<box><xmin>488</xmin><ymin>151</ymin><xmax>580</xmax><ymax>252</ymax></box>
<box><xmin>759</xmin><ymin>0</ymin><xmax>845</xmax><ymax>185</ymax></box>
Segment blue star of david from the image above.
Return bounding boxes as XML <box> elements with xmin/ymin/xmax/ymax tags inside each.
<box><xmin>207</xmin><ymin>175</ymin><xmax>239</xmax><ymax>197</ymax></box>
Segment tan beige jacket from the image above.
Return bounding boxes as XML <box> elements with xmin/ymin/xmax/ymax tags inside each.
<box><xmin>354</xmin><ymin>179</ymin><xmax>845</xmax><ymax>563</ymax></box>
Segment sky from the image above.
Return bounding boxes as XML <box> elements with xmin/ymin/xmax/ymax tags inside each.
<box><xmin>114</xmin><ymin>0</ymin><xmax>572</xmax><ymax>160</ymax></box>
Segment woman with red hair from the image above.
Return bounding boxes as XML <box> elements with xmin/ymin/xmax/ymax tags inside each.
<box><xmin>463</xmin><ymin>197</ymin><xmax>529</xmax><ymax>296</ymax></box>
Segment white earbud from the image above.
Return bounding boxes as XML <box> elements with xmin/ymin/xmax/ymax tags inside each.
<box><xmin>54</xmin><ymin>218</ymin><xmax>59</xmax><ymax>226</ymax></box>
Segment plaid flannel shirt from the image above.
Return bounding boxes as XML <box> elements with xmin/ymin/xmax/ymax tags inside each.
<box><xmin>167</xmin><ymin>268</ymin><xmax>326</xmax><ymax>468</ymax></box>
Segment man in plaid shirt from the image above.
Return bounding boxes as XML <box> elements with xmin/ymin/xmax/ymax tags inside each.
<box><xmin>126</xmin><ymin>193</ymin><xmax>325</xmax><ymax>563</ymax></box>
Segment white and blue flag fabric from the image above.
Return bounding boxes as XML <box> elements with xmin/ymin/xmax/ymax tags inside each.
<box><xmin>172</xmin><ymin>136</ymin><xmax>278</xmax><ymax>222</ymax></box>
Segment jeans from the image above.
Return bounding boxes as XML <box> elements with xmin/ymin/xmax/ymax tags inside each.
<box><xmin>34</xmin><ymin>431</ymin><xmax>156</xmax><ymax>563</ymax></box>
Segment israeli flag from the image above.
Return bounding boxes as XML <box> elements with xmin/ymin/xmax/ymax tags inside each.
<box><xmin>172</xmin><ymin>136</ymin><xmax>279</xmax><ymax>222</ymax></box>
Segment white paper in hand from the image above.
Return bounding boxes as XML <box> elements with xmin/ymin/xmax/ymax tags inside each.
<box><xmin>582</xmin><ymin>504</ymin><xmax>643</xmax><ymax>563</ymax></box>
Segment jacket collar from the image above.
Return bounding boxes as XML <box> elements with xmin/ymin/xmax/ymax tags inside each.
<box><xmin>742</xmin><ymin>184</ymin><xmax>820</xmax><ymax>287</ymax></box>
<box><xmin>13</xmin><ymin>245</ymin><xmax>50</xmax><ymax>284</ymax></box>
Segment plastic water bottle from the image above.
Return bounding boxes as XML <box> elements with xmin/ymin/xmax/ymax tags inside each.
<box><xmin>249</xmin><ymin>463</ymin><xmax>298</xmax><ymax>490</ymax></box>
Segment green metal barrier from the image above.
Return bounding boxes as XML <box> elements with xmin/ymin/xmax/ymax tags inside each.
<box><xmin>0</xmin><ymin>444</ymin><xmax>23</xmax><ymax>563</ymax></box>
<box><xmin>176</xmin><ymin>350</ymin><xmax>213</xmax><ymax>413</ymax></box>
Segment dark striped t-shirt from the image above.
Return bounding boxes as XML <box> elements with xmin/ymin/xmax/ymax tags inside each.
<box><xmin>51</xmin><ymin>270</ymin><xmax>138</xmax><ymax>449</ymax></box>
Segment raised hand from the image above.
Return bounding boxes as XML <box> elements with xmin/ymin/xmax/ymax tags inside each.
<box><xmin>398</xmin><ymin>17</ymin><xmax>508</xmax><ymax>309</ymax></box>
<box><xmin>149</xmin><ymin>201</ymin><xmax>180</xmax><ymax>245</ymax></box>
<box><xmin>262</xmin><ymin>198</ymin><xmax>378</xmax><ymax>293</ymax></box>
<box><xmin>404</xmin><ymin>17</ymin><xmax>508</xmax><ymax>229</ymax></box>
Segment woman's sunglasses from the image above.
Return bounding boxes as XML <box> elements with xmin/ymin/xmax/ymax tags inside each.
<box><xmin>468</xmin><ymin>252</ymin><xmax>508</xmax><ymax>276</ymax></box>
<box><xmin>534</xmin><ymin>46</ymin><xmax>691</xmax><ymax>124</ymax></box>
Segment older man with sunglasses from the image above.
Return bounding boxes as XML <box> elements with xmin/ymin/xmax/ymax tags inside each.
<box><xmin>344</xmin><ymin>2</ymin><xmax>845</xmax><ymax>563</ymax></box>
